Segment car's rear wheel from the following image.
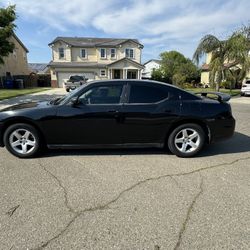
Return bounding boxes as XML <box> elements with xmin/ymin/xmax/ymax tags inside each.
<box><xmin>4</xmin><ymin>123</ymin><xmax>40</xmax><ymax>158</ymax></box>
<box><xmin>168</xmin><ymin>123</ymin><xmax>205</xmax><ymax>157</ymax></box>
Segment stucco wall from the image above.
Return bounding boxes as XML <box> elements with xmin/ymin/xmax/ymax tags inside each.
<box><xmin>206</xmin><ymin>52</ymin><xmax>212</xmax><ymax>64</ymax></box>
<box><xmin>71</xmin><ymin>47</ymin><xmax>97</xmax><ymax>62</ymax></box>
<box><xmin>0</xmin><ymin>36</ymin><xmax>29</xmax><ymax>77</ymax></box>
<box><xmin>51</xmin><ymin>41</ymin><xmax>142</xmax><ymax>64</ymax></box>
<box><xmin>52</xmin><ymin>41</ymin><xmax>71</xmax><ymax>62</ymax></box>
<box><xmin>201</xmin><ymin>71</ymin><xmax>210</xmax><ymax>84</ymax></box>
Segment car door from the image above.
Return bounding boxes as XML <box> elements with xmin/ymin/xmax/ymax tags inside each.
<box><xmin>51</xmin><ymin>83</ymin><xmax>125</xmax><ymax>146</ymax></box>
<box><xmin>120</xmin><ymin>82</ymin><xmax>181</xmax><ymax>145</ymax></box>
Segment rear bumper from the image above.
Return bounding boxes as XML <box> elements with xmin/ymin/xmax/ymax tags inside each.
<box><xmin>207</xmin><ymin>116</ymin><xmax>235</xmax><ymax>143</ymax></box>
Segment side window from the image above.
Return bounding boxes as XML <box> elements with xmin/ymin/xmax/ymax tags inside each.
<box><xmin>129</xmin><ymin>84</ymin><xmax>169</xmax><ymax>104</ymax></box>
<box><xmin>79</xmin><ymin>85</ymin><xmax>123</xmax><ymax>104</ymax></box>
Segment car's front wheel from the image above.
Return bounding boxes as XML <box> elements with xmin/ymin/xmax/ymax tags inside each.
<box><xmin>168</xmin><ymin>123</ymin><xmax>205</xmax><ymax>157</ymax></box>
<box><xmin>4</xmin><ymin>123</ymin><xmax>41</xmax><ymax>158</ymax></box>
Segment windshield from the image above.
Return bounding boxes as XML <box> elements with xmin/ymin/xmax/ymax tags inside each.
<box><xmin>52</xmin><ymin>81</ymin><xmax>95</xmax><ymax>105</ymax></box>
<box><xmin>50</xmin><ymin>87</ymin><xmax>80</xmax><ymax>105</ymax></box>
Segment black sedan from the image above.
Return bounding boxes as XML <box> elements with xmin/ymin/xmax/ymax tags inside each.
<box><xmin>0</xmin><ymin>80</ymin><xmax>235</xmax><ymax>158</ymax></box>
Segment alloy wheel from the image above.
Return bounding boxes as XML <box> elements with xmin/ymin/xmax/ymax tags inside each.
<box><xmin>9</xmin><ymin>129</ymin><xmax>36</xmax><ymax>155</ymax></box>
<box><xmin>174</xmin><ymin>128</ymin><xmax>200</xmax><ymax>153</ymax></box>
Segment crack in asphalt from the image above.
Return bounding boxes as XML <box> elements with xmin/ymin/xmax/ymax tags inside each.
<box><xmin>169</xmin><ymin>176</ymin><xmax>183</xmax><ymax>190</ymax></box>
<box><xmin>6</xmin><ymin>204</ymin><xmax>20</xmax><ymax>217</ymax></box>
<box><xmin>173</xmin><ymin>175</ymin><xmax>204</xmax><ymax>250</ymax></box>
<box><xmin>37</xmin><ymin>159</ymin><xmax>76</xmax><ymax>214</ymax></box>
<box><xmin>34</xmin><ymin>156</ymin><xmax>250</xmax><ymax>249</ymax></box>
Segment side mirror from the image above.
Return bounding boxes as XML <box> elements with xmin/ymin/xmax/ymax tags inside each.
<box><xmin>70</xmin><ymin>97</ymin><xmax>79</xmax><ymax>106</ymax></box>
<box><xmin>79</xmin><ymin>97</ymin><xmax>89</xmax><ymax>105</ymax></box>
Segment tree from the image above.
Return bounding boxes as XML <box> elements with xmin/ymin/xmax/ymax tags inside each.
<box><xmin>160</xmin><ymin>51</ymin><xmax>187</xmax><ymax>84</ymax></box>
<box><xmin>151</xmin><ymin>51</ymin><xmax>200</xmax><ymax>86</ymax></box>
<box><xmin>0</xmin><ymin>5</ymin><xmax>16</xmax><ymax>64</ymax></box>
<box><xmin>193</xmin><ymin>27</ymin><xmax>250</xmax><ymax>91</ymax></box>
<box><xmin>151</xmin><ymin>68</ymin><xmax>164</xmax><ymax>82</ymax></box>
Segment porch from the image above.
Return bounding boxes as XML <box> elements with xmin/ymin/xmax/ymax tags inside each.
<box><xmin>107</xmin><ymin>57</ymin><xmax>144</xmax><ymax>80</ymax></box>
<box><xmin>108</xmin><ymin>69</ymin><xmax>141</xmax><ymax>79</ymax></box>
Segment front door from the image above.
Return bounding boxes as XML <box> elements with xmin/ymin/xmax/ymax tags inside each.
<box><xmin>53</xmin><ymin>83</ymin><xmax>125</xmax><ymax>146</ymax></box>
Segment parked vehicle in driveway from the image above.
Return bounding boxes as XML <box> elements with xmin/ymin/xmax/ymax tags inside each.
<box><xmin>64</xmin><ymin>75</ymin><xmax>88</xmax><ymax>92</ymax></box>
<box><xmin>241</xmin><ymin>80</ymin><xmax>250</xmax><ymax>96</ymax></box>
<box><xmin>0</xmin><ymin>80</ymin><xmax>235</xmax><ymax>158</ymax></box>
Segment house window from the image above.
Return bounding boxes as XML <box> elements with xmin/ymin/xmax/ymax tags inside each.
<box><xmin>58</xmin><ymin>47</ymin><xmax>65</xmax><ymax>59</ymax></box>
<box><xmin>100</xmin><ymin>48</ymin><xmax>106</xmax><ymax>59</ymax></box>
<box><xmin>125</xmin><ymin>48</ymin><xmax>134</xmax><ymax>59</ymax></box>
<box><xmin>80</xmin><ymin>49</ymin><xmax>87</xmax><ymax>58</ymax></box>
<box><xmin>111</xmin><ymin>48</ymin><xmax>116</xmax><ymax>59</ymax></box>
<box><xmin>100</xmin><ymin>69</ymin><xmax>106</xmax><ymax>77</ymax></box>
<box><xmin>127</xmin><ymin>70</ymin><xmax>137</xmax><ymax>79</ymax></box>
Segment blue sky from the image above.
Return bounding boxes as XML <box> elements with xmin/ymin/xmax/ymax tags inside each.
<box><xmin>1</xmin><ymin>0</ymin><xmax>250</xmax><ymax>64</ymax></box>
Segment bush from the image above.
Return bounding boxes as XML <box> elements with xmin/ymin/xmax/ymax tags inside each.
<box><xmin>220</xmin><ymin>81</ymin><xmax>235</xmax><ymax>89</ymax></box>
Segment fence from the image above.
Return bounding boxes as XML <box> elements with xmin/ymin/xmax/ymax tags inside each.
<box><xmin>0</xmin><ymin>74</ymin><xmax>51</xmax><ymax>88</ymax></box>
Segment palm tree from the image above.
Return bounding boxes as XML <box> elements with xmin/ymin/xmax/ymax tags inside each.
<box><xmin>193</xmin><ymin>28</ymin><xmax>250</xmax><ymax>91</ymax></box>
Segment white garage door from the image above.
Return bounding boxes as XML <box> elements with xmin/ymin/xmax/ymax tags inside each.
<box><xmin>57</xmin><ymin>72</ymin><xmax>95</xmax><ymax>87</ymax></box>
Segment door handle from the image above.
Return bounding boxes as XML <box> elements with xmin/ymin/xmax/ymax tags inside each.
<box><xmin>108</xmin><ymin>110</ymin><xmax>119</xmax><ymax>113</ymax></box>
<box><xmin>165</xmin><ymin>109</ymin><xmax>173</xmax><ymax>113</ymax></box>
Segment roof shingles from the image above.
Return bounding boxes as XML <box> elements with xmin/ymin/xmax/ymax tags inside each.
<box><xmin>49</xmin><ymin>37</ymin><xmax>143</xmax><ymax>48</ymax></box>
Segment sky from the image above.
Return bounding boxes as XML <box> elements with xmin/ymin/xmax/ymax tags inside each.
<box><xmin>1</xmin><ymin>0</ymin><xmax>250</xmax><ymax>64</ymax></box>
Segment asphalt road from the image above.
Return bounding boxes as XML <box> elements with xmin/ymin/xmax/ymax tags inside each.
<box><xmin>0</xmin><ymin>92</ymin><xmax>249</xmax><ymax>250</ymax></box>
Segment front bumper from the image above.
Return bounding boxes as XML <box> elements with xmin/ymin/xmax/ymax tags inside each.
<box><xmin>0</xmin><ymin>122</ymin><xmax>4</xmax><ymax>147</ymax></box>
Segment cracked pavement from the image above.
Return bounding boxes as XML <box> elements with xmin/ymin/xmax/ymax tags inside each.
<box><xmin>0</xmin><ymin>101</ymin><xmax>250</xmax><ymax>250</ymax></box>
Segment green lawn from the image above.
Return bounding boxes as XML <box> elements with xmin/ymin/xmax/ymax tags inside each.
<box><xmin>0</xmin><ymin>88</ymin><xmax>51</xmax><ymax>100</ymax></box>
<box><xmin>184</xmin><ymin>88</ymin><xmax>241</xmax><ymax>96</ymax></box>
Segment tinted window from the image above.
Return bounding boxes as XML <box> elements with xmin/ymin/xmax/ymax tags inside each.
<box><xmin>70</xmin><ymin>75</ymin><xmax>84</xmax><ymax>81</ymax></box>
<box><xmin>129</xmin><ymin>84</ymin><xmax>169</xmax><ymax>103</ymax></box>
<box><xmin>79</xmin><ymin>85</ymin><xmax>123</xmax><ymax>104</ymax></box>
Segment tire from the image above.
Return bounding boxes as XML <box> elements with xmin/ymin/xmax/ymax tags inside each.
<box><xmin>66</xmin><ymin>88</ymin><xmax>70</xmax><ymax>92</ymax></box>
<box><xmin>3</xmin><ymin>123</ymin><xmax>41</xmax><ymax>158</ymax></box>
<box><xmin>167</xmin><ymin>123</ymin><xmax>205</xmax><ymax>157</ymax></box>
<box><xmin>240</xmin><ymin>92</ymin><xmax>245</xmax><ymax>96</ymax></box>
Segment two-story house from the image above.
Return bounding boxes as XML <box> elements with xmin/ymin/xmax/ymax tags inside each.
<box><xmin>142</xmin><ymin>59</ymin><xmax>161</xmax><ymax>79</ymax></box>
<box><xmin>0</xmin><ymin>34</ymin><xmax>29</xmax><ymax>83</ymax></box>
<box><xmin>201</xmin><ymin>52</ymin><xmax>250</xmax><ymax>86</ymax></box>
<box><xmin>48</xmin><ymin>37</ymin><xmax>144</xmax><ymax>87</ymax></box>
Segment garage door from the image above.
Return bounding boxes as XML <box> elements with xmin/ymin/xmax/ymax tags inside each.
<box><xmin>57</xmin><ymin>72</ymin><xmax>95</xmax><ymax>87</ymax></box>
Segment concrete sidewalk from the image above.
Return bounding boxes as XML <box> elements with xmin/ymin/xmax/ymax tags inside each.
<box><xmin>0</xmin><ymin>88</ymin><xmax>65</xmax><ymax>110</ymax></box>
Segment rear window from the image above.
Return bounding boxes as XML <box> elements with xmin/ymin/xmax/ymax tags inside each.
<box><xmin>245</xmin><ymin>81</ymin><xmax>250</xmax><ymax>84</ymax></box>
<box><xmin>129</xmin><ymin>84</ymin><xmax>169</xmax><ymax>103</ymax></box>
<box><xmin>70</xmin><ymin>75</ymin><xmax>84</xmax><ymax>81</ymax></box>
<box><xmin>180</xmin><ymin>90</ymin><xmax>200</xmax><ymax>100</ymax></box>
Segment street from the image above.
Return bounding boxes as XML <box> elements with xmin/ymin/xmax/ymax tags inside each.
<box><xmin>0</xmin><ymin>92</ymin><xmax>249</xmax><ymax>250</ymax></box>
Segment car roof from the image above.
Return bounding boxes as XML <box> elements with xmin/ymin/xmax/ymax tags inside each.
<box><xmin>88</xmin><ymin>79</ymin><xmax>179</xmax><ymax>89</ymax></box>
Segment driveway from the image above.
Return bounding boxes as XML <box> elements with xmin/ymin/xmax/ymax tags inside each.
<box><xmin>0</xmin><ymin>88</ymin><xmax>65</xmax><ymax>110</ymax></box>
<box><xmin>0</xmin><ymin>93</ymin><xmax>249</xmax><ymax>250</ymax></box>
